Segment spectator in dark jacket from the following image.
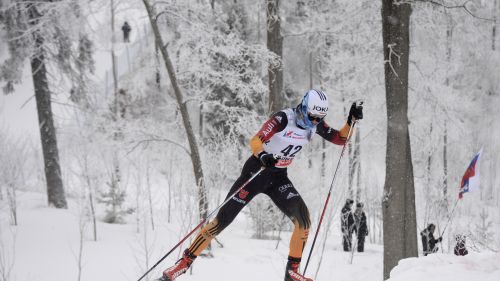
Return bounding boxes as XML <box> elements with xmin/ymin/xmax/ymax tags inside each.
<box><xmin>454</xmin><ymin>234</ymin><xmax>468</xmax><ymax>256</ymax></box>
<box><xmin>341</xmin><ymin>199</ymin><xmax>355</xmax><ymax>251</ymax></box>
<box><xmin>420</xmin><ymin>223</ymin><xmax>442</xmax><ymax>256</ymax></box>
<box><xmin>122</xmin><ymin>21</ymin><xmax>132</xmax><ymax>43</ymax></box>
<box><xmin>354</xmin><ymin>202</ymin><xmax>368</xmax><ymax>252</ymax></box>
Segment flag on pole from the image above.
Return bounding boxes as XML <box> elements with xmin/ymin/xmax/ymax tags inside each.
<box><xmin>459</xmin><ymin>148</ymin><xmax>483</xmax><ymax>199</ymax></box>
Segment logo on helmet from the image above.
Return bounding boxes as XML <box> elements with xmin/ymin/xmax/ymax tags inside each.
<box><xmin>312</xmin><ymin>105</ymin><xmax>328</xmax><ymax>112</ymax></box>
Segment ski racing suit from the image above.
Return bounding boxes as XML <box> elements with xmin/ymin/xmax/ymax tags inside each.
<box><xmin>185</xmin><ymin>107</ymin><xmax>351</xmax><ymax>263</ymax></box>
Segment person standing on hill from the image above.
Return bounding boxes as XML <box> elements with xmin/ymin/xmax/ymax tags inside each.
<box><xmin>353</xmin><ymin>202</ymin><xmax>368</xmax><ymax>252</ymax></box>
<box><xmin>454</xmin><ymin>234</ymin><xmax>468</xmax><ymax>256</ymax></box>
<box><xmin>122</xmin><ymin>21</ymin><xmax>131</xmax><ymax>43</ymax></box>
<box><xmin>341</xmin><ymin>199</ymin><xmax>355</xmax><ymax>252</ymax></box>
<box><xmin>420</xmin><ymin>223</ymin><xmax>442</xmax><ymax>256</ymax></box>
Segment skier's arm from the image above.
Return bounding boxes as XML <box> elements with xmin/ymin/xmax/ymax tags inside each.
<box><xmin>249</xmin><ymin>111</ymin><xmax>288</xmax><ymax>156</ymax></box>
<box><xmin>315</xmin><ymin>121</ymin><xmax>351</xmax><ymax>145</ymax></box>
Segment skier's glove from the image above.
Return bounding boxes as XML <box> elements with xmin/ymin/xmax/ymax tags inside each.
<box><xmin>437</xmin><ymin>237</ymin><xmax>443</xmax><ymax>243</ymax></box>
<box><xmin>347</xmin><ymin>101</ymin><xmax>363</xmax><ymax>125</ymax></box>
<box><xmin>258</xmin><ymin>152</ymin><xmax>278</xmax><ymax>167</ymax></box>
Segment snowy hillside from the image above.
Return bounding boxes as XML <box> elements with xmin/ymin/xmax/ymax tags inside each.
<box><xmin>1</xmin><ymin>191</ymin><xmax>498</xmax><ymax>281</ymax></box>
<box><xmin>1</xmin><ymin>191</ymin><xmax>384</xmax><ymax>281</ymax></box>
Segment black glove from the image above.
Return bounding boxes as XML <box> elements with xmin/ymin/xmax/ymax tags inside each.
<box><xmin>437</xmin><ymin>237</ymin><xmax>443</xmax><ymax>243</ymax></box>
<box><xmin>258</xmin><ymin>152</ymin><xmax>278</xmax><ymax>167</ymax></box>
<box><xmin>347</xmin><ymin>101</ymin><xmax>363</xmax><ymax>125</ymax></box>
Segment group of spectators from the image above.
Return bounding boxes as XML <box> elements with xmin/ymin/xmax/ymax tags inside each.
<box><xmin>341</xmin><ymin>199</ymin><xmax>368</xmax><ymax>252</ymax></box>
<box><xmin>340</xmin><ymin>199</ymin><xmax>469</xmax><ymax>257</ymax></box>
<box><xmin>420</xmin><ymin>223</ymin><xmax>468</xmax><ymax>256</ymax></box>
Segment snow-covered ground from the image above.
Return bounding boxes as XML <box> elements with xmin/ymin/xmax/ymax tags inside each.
<box><xmin>1</xmin><ymin>191</ymin><xmax>498</xmax><ymax>281</ymax></box>
<box><xmin>0</xmin><ymin>191</ymin><xmax>381</xmax><ymax>281</ymax></box>
<box><xmin>388</xmin><ymin>253</ymin><xmax>500</xmax><ymax>281</ymax></box>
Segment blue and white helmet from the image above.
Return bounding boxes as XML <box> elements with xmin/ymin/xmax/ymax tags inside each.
<box><xmin>296</xmin><ymin>89</ymin><xmax>329</xmax><ymax>129</ymax></box>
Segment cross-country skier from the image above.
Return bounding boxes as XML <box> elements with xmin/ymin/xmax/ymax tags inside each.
<box><xmin>158</xmin><ymin>89</ymin><xmax>363</xmax><ymax>281</ymax></box>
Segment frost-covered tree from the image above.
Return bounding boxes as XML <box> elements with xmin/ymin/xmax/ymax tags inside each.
<box><xmin>0</xmin><ymin>0</ymin><xmax>94</xmax><ymax>209</ymax></box>
<box><xmin>248</xmin><ymin>196</ymin><xmax>283</xmax><ymax>239</ymax></box>
<box><xmin>473</xmin><ymin>208</ymin><xmax>494</xmax><ymax>250</ymax></box>
<box><xmin>141</xmin><ymin>0</ymin><xmax>276</xmax><ymax>225</ymax></box>
<box><xmin>0</xmin><ymin>134</ymin><xmax>29</xmax><ymax>226</ymax></box>
<box><xmin>267</xmin><ymin>0</ymin><xmax>284</xmax><ymax>113</ymax></box>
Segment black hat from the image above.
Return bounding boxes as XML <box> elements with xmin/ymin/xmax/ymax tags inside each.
<box><xmin>356</xmin><ymin>202</ymin><xmax>364</xmax><ymax>208</ymax></box>
<box><xmin>346</xmin><ymin>199</ymin><xmax>354</xmax><ymax>204</ymax></box>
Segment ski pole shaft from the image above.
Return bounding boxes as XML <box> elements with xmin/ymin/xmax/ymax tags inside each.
<box><xmin>440</xmin><ymin>198</ymin><xmax>459</xmax><ymax>238</ymax></box>
<box><xmin>303</xmin><ymin>122</ymin><xmax>356</xmax><ymax>276</ymax></box>
<box><xmin>137</xmin><ymin>167</ymin><xmax>265</xmax><ymax>281</ymax></box>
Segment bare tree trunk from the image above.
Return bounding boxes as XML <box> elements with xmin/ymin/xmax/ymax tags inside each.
<box><xmin>143</xmin><ymin>0</ymin><xmax>208</xmax><ymax>222</ymax></box>
<box><xmin>7</xmin><ymin>184</ymin><xmax>17</xmax><ymax>226</ymax></box>
<box><xmin>110</xmin><ymin>0</ymin><xmax>122</xmax><ymax>216</ymax></box>
<box><xmin>381</xmin><ymin>1</ymin><xmax>418</xmax><ymax>279</ymax></box>
<box><xmin>493</xmin><ymin>0</ymin><xmax>497</xmax><ymax>51</ymax></box>
<box><xmin>442</xmin><ymin>120</ymin><xmax>448</xmax><ymax>208</ymax></box>
<box><xmin>146</xmin><ymin>160</ymin><xmax>155</xmax><ymax>230</ymax></box>
<box><xmin>423</xmin><ymin>123</ymin><xmax>433</xmax><ymax>227</ymax></box>
<box><xmin>354</xmin><ymin>129</ymin><xmax>361</xmax><ymax>202</ymax></box>
<box><xmin>349</xmin><ymin>129</ymin><xmax>361</xmax><ymax>202</ymax></box>
<box><xmin>267</xmin><ymin>0</ymin><xmax>283</xmax><ymax>114</ymax></box>
<box><xmin>83</xmin><ymin>156</ymin><xmax>97</xmax><ymax>241</ymax></box>
<box><xmin>111</xmin><ymin>0</ymin><xmax>118</xmax><ymax>96</ymax></box>
<box><xmin>443</xmin><ymin>11</ymin><xmax>453</xmax><ymax>209</ymax></box>
<box><xmin>88</xmin><ymin>186</ymin><xmax>97</xmax><ymax>241</ymax></box>
<box><xmin>77</xmin><ymin>217</ymin><xmax>85</xmax><ymax>281</ymax></box>
<box><xmin>28</xmin><ymin>3</ymin><xmax>67</xmax><ymax>209</ymax></box>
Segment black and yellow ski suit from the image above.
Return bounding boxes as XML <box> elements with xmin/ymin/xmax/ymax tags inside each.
<box><xmin>185</xmin><ymin>108</ymin><xmax>351</xmax><ymax>263</ymax></box>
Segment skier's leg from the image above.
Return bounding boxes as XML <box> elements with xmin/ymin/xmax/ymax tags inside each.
<box><xmin>187</xmin><ymin>171</ymin><xmax>264</xmax><ymax>256</ymax></box>
<box><xmin>163</xmin><ymin>157</ymin><xmax>266</xmax><ymax>280</ymax></box>
<box><xmin>266</xmin><ymin>178</ymin><xmax>312</xmax><ymax>281</ymax></box>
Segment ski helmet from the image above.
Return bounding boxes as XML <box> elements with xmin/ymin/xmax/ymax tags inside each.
<box><xmin>296</xmin><ymin>89</ymin><xmax>329</xmax><ymax>129</ymax></box>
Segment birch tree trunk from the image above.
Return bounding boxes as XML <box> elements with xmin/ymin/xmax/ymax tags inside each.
<box><xmin>381</xmin><ymin>1</ymin><xmax>417</xmax><ymax>279</ymax></box>
<box><xmin>142</xmin><ymin>0</ymin><xmax>208</xmax><ymax>222</ymax></box>
<box><xmin>28</xmin><ymin>2</ymin><xmax>67</xmax><ymax>209</ymax></box>
<box><xmin>267</xmin><ymin>0</ymin><xmax>283</xmax><ymax>114</ymax></box>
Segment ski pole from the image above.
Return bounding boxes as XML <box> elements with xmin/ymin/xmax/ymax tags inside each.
<box><xmin>439</xmin><ymin>198</ymin><xmax>460</xmax><ymax>238</ymax></box>
<box><xmin>303</xmin><ymin>121</ymin><xmax>356</xmax><ymax>276</ymax></box>
<box><xmin>137</xmin><ymin>167</ymin><xmax>265</xmax><ymax>281</ymax></box>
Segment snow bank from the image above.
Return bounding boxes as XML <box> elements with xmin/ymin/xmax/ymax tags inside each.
<box><xmin>388</xmin><ymin>252</ymin><xmax>500</xmax><ymax>281</ymax></box>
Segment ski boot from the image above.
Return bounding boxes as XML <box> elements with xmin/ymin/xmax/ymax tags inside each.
<box><xmin>284</xmin><ymin>260</ymin><xmax>313</xmax><ymax>281</ymax></box>
<box><xmin>160</xmin><ymin>250</ymin><xmax>195</xmax><ymax>281</ymax></box>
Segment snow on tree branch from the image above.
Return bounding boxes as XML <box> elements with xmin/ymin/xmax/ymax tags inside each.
<box><xmin>395</xmin><ymin>0</ymin><xmax>498</xmax><ymax>21</ymax></box>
